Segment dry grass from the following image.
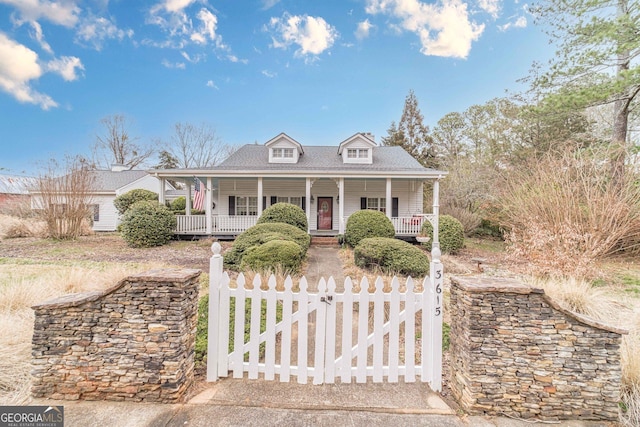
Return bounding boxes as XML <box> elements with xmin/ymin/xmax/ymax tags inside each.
<box><xmin>0</xmin><ymin>259</ymin><xmax>166</xmax><ymax>405</ymax></box>
<box><xmin>0</xmin><ymin>214</ymin><xmax>46</xmax><ymax>240</ymax></box>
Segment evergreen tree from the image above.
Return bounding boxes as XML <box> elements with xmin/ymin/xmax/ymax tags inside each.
<box><xmin>382</xmin><ymin>90</ymin><xmax>438</xmax><ymax>168</ymax></box>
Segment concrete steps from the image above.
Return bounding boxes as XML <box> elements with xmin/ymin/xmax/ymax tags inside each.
<box><xmin>310</xmin><ymin>236</ymin><xmax>340</xmax><ymax>247</ymax></box>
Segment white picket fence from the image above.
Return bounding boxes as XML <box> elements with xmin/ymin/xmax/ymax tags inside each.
<box><xmin>206</xmin><ymin>243</ymin><xmax>443</xmax><ymax>390</ymax></box>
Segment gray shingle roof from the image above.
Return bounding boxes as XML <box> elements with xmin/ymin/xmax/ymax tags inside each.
<box><xmin>216</xmin><ymin>145</ymin><xmax>437</xmax><ymax>173</ymax></box>
<box><xmin>90</xmin><ymin>170</ymin><xmax>148</xmax><ymax>192</ymax></box>
<box><xmin>0</xmin><ymin>175</ymin><xmax>37</xmax><ymax>195</ymax></box>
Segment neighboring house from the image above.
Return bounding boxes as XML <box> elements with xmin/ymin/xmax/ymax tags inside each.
<box><xmin>0</xmin><ymin>174</ymin><xmax>36</xmax><ymax>208</ymax></box>
<box><xmin>30</xmin><ymin>165</ymin><xmax>176</xmax><ymax>232</ymax></box>
<box><xmin>149</xmin><ymin>132</ymin><xmax>447</xmax><ymax>237</ymax></box>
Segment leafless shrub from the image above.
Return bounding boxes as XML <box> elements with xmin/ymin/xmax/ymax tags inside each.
<box><xmin>32</xmin><ymin>156</ymin><xmax>96</xmax><ymax>240</ymax></box>
<box><xmin>498</xmin><ymin>148</ymin><xmax>640</xmax><ymax>277</ymax></box>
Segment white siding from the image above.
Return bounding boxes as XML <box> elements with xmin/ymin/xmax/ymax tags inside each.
<box><xmin>118</xmin><ymin>175</ymin><xmax>166</xmax><ymax>195</ymax></box>
<box><xmin>340</xmin><ymin>138</ymin><xmax>373</xmax><ymax>164</ymax></box>
<box><xmin>267</xmin><ymin>139</ymin><xmax>300</xmax><ymax>164</ymax></box>
<box><xmin>92</xmin><ymin>195</ymin><xmax>119</xmax><ymax>231</ymax></box>
<box><xmin>343</xmin><ymin>179</ymin><xmax>424</xmax><ymax>217</ymax></box>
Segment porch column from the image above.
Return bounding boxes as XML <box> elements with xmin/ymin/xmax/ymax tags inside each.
<box><xmin>338</xmin><ymin>178</ymin><xmax>345</xmax><ymax>234</ymax></box>
<box><xmin>385</xmin><ymin>178</ymin><xmax>392</xmax><ymax>220</ymax></box>
<box><xmin>159</xmin><ymin>178</ymin><xmax>166</xmax><ymax>205</ymax></box>
<box><xmin>186</xmin><ymin>182</ymin><xmax>192</xmax><ymax>215</ymax></box>
<box><xmin>305</xmin><ymin>178</ymin><xmax>311</xmax><ymax>233</ymax></box>
<box><xmin>257</xmin><ymin>177</ymin><xmax>263</xmax><ymax>214</ymax></box>
<box><xmin>432</xmin><ymin>179</ymin><xmax>441</xmax><ymax>259</ymax></box>
<box><xmin>206</xmin><ymin>177</ymin><xmax>213</xmax><ymax>235</ymax></box>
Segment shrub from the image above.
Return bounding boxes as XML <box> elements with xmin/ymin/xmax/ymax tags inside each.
<box><xmin>241</xmin><ymin>240</ymin><xmax>304</xmax><ymax>274</ymax></box>
<box><xmin>345</xmin><ymin>210</ymin><xmax>395</xmax><ymax>247</ymax></box>
<box><xmin>120</xmin><ymin>201</ymin><xmax>175</xmax><ymax>248</ymax></box>
<box><xmin>420</xmin><ymin>215</ymin><xmax>464</xmax><ymax>254</ymax></box>
<box><xmin>171</xmin><ymin>196</ymin><xmax>186</xmax><ymax>211</ymax></box>
<box><xmin>354</xmin><ymin>237</ymin><xmax>429</xmax><ymax>276</ymax></box>
<box><xmin>224</xmin><ymin>222</ymin><xmax>311</xmax><ymax>269</ymax></box>
<box><xmin>114</xmin><ymin>189</ymin><xmax>158</xmax><ymax>215</ymax></box>
<box><xmin>257</xmin><ymin>203</ymin><xmax>308</xmax><ymax>232</ymax></box>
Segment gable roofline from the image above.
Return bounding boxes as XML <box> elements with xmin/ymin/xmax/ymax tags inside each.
<box><xmin>337</xmin><ymin>132</ymin><xmax>377</xmax><ymax>154</ymax></box>
<box><xmin>264</xmin><ymin>132</ymin><xmax>304</xmax><ymax>154</ymax></box>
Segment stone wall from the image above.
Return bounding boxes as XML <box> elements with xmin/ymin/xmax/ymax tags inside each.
<box><xmin>31</xmin><ymin>268</ymin><xmax>201</xmax><ymax>403</ymax></box>
<box><xmin>449</xmin><ymin>276</ymin><xmax>626</xmax><ymax>421</ymax></box>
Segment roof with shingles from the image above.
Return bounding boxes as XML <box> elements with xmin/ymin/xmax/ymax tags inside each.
<box><xmin>215</xmin><ymin>145</ymin><xmax>437</xmax><ymax>173</ymax></box>
<box><xmin>0</xmin><ymin>175</ymin><xmax>37</xmax><ymax>195</ymax></box>
<box><xmin>89</xmin><ymin>170</ymin><xmax>148</xmax><ymax>192</ymax></box>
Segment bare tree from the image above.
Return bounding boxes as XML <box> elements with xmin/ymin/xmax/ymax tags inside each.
<box><xmin>33</xmin><ymin>155</ymin><xmax>96</xmax><ymax>240</ymax></box>
<box><xmin>162</xmin><ymin>122</ymin><xmax>229</xmax><ymax>168</ymax></box>
<box><xmin>94</xmin><ymin>115</ymin><xmax>154</xmax><ymax>170</ymax></box>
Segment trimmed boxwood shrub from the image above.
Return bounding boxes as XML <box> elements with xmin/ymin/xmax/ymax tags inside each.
<box><xmin>257</xmin><ymin>202</ymin><xmax>308</xmax><ymax>232</ymax></box>
<box><xmin>114</xmin><ymin>189</ymin><xmax>158</xmax><ymax>215</ymax></box>
<box><xmin>345</xmin><ymin>210</ymin><xmax>395</xmax><ymax>247</ymax></box>
<box><xmin>241</xmin><ymin>240</ymin><xmax>304</xmax><ymax>274</ymax></box>
<box><xmin>224</xmin><ymin>222</ymin><xmax>311</xmax><ymax>269</ymax></box>
<box><xmin>354</xmin><ymin>237</ymin><xmax>429</xmax><ymax>276</ymax></box>
<box><xmin>171</xmin><ymin>196</ymin><xmax>186</xmax><ymax>211</ymax></box>
<box><xmin>420</xmin><ymin>214</ymin><xmax>465</xmax><ymax>254</ymax></box>
<box><xmin>120</xmin><ymin>201</ymin><xmax>176</xmax><ymax>248</ymax></box>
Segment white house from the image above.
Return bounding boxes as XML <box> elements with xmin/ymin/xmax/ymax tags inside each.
<box><xmin>149</xmin><ymin>132</ymin><xmax>447</xmax><ymax>238</ymax></box>
<box><xmin>31</xmin><ymin>165</ymin><xmax>175</xmax><ymax>232</ymax></box>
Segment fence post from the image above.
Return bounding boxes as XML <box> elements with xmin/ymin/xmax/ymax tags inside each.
<box><xmin>207</xmin><ymin>242</ymin><xmax>223</xmax><ymax>382</ymax></box>
<box><xmin>429</xmin><ymin>248</ymin><xmax>444</xmax><ymax>392</ymax></box>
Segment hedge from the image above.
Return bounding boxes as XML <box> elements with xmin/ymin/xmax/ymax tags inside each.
<box><xmin>257</xmin><ymin>202</ymin><xmax>308</xmax><ymax>232</ymax></box>
<box><xmin>354</xmin><ymin>237</ymin><xmax>429</xmax><ymax>277</ymax></box>
<box><xmin>241</xmin><ymin>240</ymin><xmax>304</xmax><ymax>274</ymax></box>
<box><xmin>420</xmin><ymin>214</ymin><xmax>465</xmax><ymax>254</ymax></box>
<box><xmin>113</xmin><ymin>189</ymin><xmax>158</xmax><ymax>215</ymax></box>
<box><xmin>119</xmin><ymin>201</ymin><xmax>176</xmax><ymax>248</ymax></box>
<box><xmin>345</xmin><ymin>210</ymin><xmax>395</xmax><ymax>247</ymax></box>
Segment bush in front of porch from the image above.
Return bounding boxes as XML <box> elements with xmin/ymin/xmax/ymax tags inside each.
<box><xmin>241</xmin><ymin>239</ymin><xmax>305</xmax><ymax>274</ymax></box>
<box><xmin>344</xmin><ymin>210</ymin><xmax>395</xmax><ymax>247</ymax></box>
<box><xmin>257</xmin><ymin>202</ymin><xmax>308</xmax><ymax>232</ymax></box>
<box><xmin>354</xmin><ymin>237</ymin><xmax>429</xmax><ymax>276</ymax></box>
<box><xmin>420</xmin><ymin>214</ymin><xmax>464</xmax><ymax>254</ymax></box>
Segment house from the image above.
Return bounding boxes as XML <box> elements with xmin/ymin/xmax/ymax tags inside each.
<box><xmin>30</xmin><ymin>165</ymin><xmax>176</xmax><ymax>232</ymax></box>
<box><xmin>149</xmin><ymin>132</ymin><xmax>447</xmax><ymax>238</ymax></box>
<box><xmin>0</xmin><ymin>174</ymin><xmax>36</xmax><ymax>210</ymax></box>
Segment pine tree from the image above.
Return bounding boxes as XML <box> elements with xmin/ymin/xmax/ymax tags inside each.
<box><xmin>382</xmin><ymin>90</ymin><xmax>437</xmax><ymax>168</ymax></box>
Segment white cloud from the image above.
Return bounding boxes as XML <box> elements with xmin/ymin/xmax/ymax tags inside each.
<box><xmin>261</xmin><ymin>69</ymin><xmax>276</xmax><ymax>78</ymax></box>
<box><xmin>29</xmin><ymin>20</ymin><xmax>53</xmax><ymax>54</ymax></box>
<box><xmin>161</xmin><ymin>59</ymin><xmax>186</xmax><ymax>69</ymax></box>
<box><xmin>365</xmin><ymin>0</ymin><xmax>483</xmax><ymax>59</ymax></box>
<box><xmin>498</xmin><ymin>15</ymin><xmax>526</xmax><ymax>31</ymax></box>
<box><xmin>158</xmin><ymin>0</ymin><xmax>197</xmax><ymax>13</ymax></box>
<box><xmin>355</xmin><ymin>19</ymin><xmax>373</xmax><ymax>40</ymax></box>
<box><xmin>268</xmin><ymin>13</ymin><xmax>338</xmax><ymax>58</ymax></box>
<box><xmin>227</xmin><ymin>54</ymin><xmax>248</xmax><ymax>64</ymax></box>
<box><xmin>76</xmin><ymin>15</ymin><xmax>134</xmax><ymax>50</ymax></box>
<box><xmin>206</xmin><ymin>80</ymin><xmax>218</xmax><ymax>89</ymax></box>
<box><xmin>190</xmin><ymin>8</ymin><xmax>225</xmax><ymax>48</ymax></box>
<box><xmin>478</xmin><ymin>0</ymin><xmax>500</xmax><ymax>18</ymax></box>
<box><xmin>0</xmin><ymin>32</ymin><xmax>57</xmax><ymax>109</ymax></box>
<box><xmin>45</xmin><ymin>55</ymin><xmax>84</xmax><ymax>81</ymax></box>
<box><xmin>261</xmin><ymin>0</ymin><xmax>280</xmax><ymax>10</ymax></box>
<box><xmin>0</xmin><ymin>0</ymin><xmax>80</xmax><ymax>27</ymax></box>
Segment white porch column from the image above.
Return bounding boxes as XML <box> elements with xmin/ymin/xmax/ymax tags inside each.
<box><xmin>305</xmin><ymin>178</ymin><xmax>312</xmax><ymax>233</ymax></box>
<box><xmin>385</xmin><ymin>177</ymin><xmax>392</xmax><ymax>220</ymax></box>
<box><xmin>186</xmin><ymin>182</ymin><xmax>192</xmax><ymax>215</ymax></box>
<box><xmin>257</xmin><ymin>177</ymin><xmax>263</xmax><ymax>214</ymax></box>
<box><xmin>338</xmin><ymin>178</ymin><xmax>345</xmax><ymax>234</ymax></box>
<box><xmin>206</xmin><ymin>177</ymin><xmax>213</xmax><ymax>235</ymax></box>
<box><xmin>159</xmin><ymin>178</ymin><xmax>166</xmax><ymax>205</ymax></box>
<box><xmin>432</xmin><ymin>179</ymin><xmax>441</xmax><ymax>259</ymax></box>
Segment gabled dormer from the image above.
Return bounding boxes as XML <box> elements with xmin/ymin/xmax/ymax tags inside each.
<box><xmin>337</xmin><ymin>132</ymin><xmax>376</xmax><ymax>164</ymax></box>
<box><xmin>265</xmin><ymin>133</ymin><xmax>304</xmax><ymax>164</ymax></box>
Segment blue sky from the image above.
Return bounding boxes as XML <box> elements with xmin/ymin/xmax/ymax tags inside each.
<box><xmin>0</xmin><ymin>0</ymin><xmax>550</xmax><ymax>175</ymax></box>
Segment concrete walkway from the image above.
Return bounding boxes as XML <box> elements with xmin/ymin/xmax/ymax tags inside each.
<box><xmin>303</xmin><ymin>246</ymin><xmax>345</xmax><ymax>291</ymax></box>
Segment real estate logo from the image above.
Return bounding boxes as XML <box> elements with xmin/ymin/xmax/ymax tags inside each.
<box><xmin>0</xmin><ymin>406</ymin><xmax>64</xmax><ymax>427</ymax></box>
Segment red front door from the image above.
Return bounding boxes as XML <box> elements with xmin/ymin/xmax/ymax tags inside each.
<box><xmin>317</xmin><ymin>197</ymin><xmax>333</xmax><ymax>230</ymax></box>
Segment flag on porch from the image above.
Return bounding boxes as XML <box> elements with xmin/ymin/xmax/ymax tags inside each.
<box><xmin>193</xmin><ymin>177</ymin><xmax>205</xmax><ymax>210</ymax></box>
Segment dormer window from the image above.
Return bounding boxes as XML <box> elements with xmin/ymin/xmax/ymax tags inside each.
<box><xmin>273</xmin><ymin>148</ymin><xmax>294</xmax><ymax>159</ymax></box>
<box><xmin>347</xmin><ymin>149</ymin><xmax>368</xmax><ymax>159</ymax></box>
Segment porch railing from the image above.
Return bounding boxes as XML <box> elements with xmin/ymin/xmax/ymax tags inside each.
<box><xmin>175</xmin><ymin>215</ymin><xmax>258</xmax><ymax>234</ymax></box>
<box><xmin>392</xmin><ymin>215</ymin><xmax>434</xmax><ymax>235</ymax></box>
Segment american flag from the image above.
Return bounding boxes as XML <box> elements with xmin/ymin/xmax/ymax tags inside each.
<box><xmin>193</xmin><ymin>177</ymin><xmax>205</xmax><ymax>210</ymax></box>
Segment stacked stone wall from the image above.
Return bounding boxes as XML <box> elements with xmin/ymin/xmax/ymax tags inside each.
<box><xmin>31</xmin><ymin>269</ymin><xmax>200</xmax><ymax>403</ymax></box>
<box><xmin>449</xmin><ymin>276</ymin><xmax>626</xmax><ymax>421</ymax></box>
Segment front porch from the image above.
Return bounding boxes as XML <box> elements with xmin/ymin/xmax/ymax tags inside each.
<box><xmin>174</xmin><ymin>214</ymin><xmax>434</xmax><ymax>237</ymax></box>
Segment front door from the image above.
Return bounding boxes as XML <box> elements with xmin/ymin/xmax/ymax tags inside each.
<box><xmin>317</xmin><ymin>197</ymin><xmax>333</xmax><ymax>230</ymax></box>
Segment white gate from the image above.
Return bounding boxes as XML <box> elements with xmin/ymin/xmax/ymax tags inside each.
<box><xmin>206</xmin><ymin>243</ymin><xmax>443</xmax><ymax>390</ymax></box>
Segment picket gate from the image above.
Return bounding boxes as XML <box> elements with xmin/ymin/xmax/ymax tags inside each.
<box><xmin>206</xmin><ymin>243</ymin><xmax>443</xmax><ymax>390</ymax></box>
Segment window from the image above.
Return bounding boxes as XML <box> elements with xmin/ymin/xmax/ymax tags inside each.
<box><xmin>347</xmin><ymin>148</ymin><xmax>368</xmax><ymax>159</ymax></box>
<box><xmin>367</xmin><ymin>197</ymin><xmax>386</xmax><ymax>213</ymax></box>
<box><xmin>92</xmin><ymin>204</ymin><xmax>100</xmax><ymax>222</ymax></box>
<box><xmin>273</xmin><ymin>148</ymin><xmax>294</xmax><ymax>158</ymax></box>
<box><xmin>276</xmin><ymin>196</ymin><xmax>302</xmax><ymax>208</ymax></box>
<box><xmin>235</xmin><ymin>196</ymin><xmax>258</xmax><ymax>215</ymax></box>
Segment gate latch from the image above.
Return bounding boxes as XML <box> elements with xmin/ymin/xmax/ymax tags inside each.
<box><xmin>320</xmin><ymin>295</ymin><xmax>333</xmax><ymax>305</ymax></box>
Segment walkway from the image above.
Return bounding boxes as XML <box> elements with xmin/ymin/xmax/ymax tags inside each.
<box><xmin>303</xmin><ymin>246</ymin><xmax>345</xmax><ymax>291</ymax></box>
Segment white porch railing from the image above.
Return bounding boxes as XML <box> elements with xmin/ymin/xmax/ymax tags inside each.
<box><xmin>175</xmin><ymin>215</ymin><xmax>258</xmax><ymax>234</ymax></box>
<box><xmin>392</xmin><ymin>215</ymin><xmax>434</xmax><ymax>235</ymax></box>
